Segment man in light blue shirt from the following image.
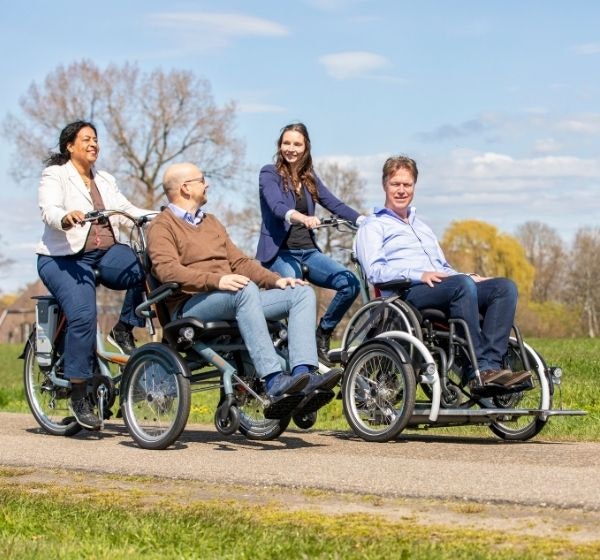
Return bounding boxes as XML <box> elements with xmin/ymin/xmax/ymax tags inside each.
<box><xmin>356</xmin><ymin>155</ymin><xmax>530</xmax><ymax>393</ymax></box>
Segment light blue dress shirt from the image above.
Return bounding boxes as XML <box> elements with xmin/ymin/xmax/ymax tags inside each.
<box><xmin>167</xmin><ymin>203</ymin><xmax>204</xmax><ymax>226</ymax></box>
<box><xmin>355</xmin><ymin>206</ymin><xmax>457</xmax><ymax>287</ymax></box>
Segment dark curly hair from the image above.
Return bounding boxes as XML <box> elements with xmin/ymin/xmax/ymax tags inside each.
<box><xmin>274</xmin><ymin>122</ymin><xmax>317</xmax><ymax>202</ymax></box>
<box><xmin>44</xmin><ymin>120</ymin><xmax>97</xmax><ymax>167</ymax></box>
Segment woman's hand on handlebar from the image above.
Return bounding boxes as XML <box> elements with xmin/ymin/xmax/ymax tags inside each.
<box><xmin>291</xmin><ymin>211</ymin><xmax>320</xmax><ymax>229</ymax></box>
<box><xmin>61</xmin><ymin>210</ymin><xmax>86</xmax><ymax>229</ymax></box>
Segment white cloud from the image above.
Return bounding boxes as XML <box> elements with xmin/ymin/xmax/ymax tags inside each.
<box><xmin>319</xmin><ymin>51</ymin><xmax>390</xmax><ymax>79</ymax></box>
<box><xmin>146</xmin><ymin>12</ymin><xmax>288</xmax><ymax>50</ymax></box>
<box><xmin>147</xmin><ymin>12</ymin><xmax>288</xmax><ymax>36</ymax></box>
<box><xmin>532</xmin><ymin>138</ymin><xmax>561</xmax><ymax>155</ymax></box>
<box><xmin>556</xmin><ymin>115</ymin><xmax>600</xmax><ymax>134</ymax></box>
<box><xmin>315</xmin><ymin>149</ymin><xmax>600</xmax><ymax>240</ymax></box>
<box><xmin>571</xmin><ymin>42</ymin><xmax>600</xmax><ymax>55</ymax></box>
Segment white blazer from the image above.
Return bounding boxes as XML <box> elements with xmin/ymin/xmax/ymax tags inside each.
<box><xmin>37</xmin><ymin>160</ymin><xmax>148</xmax><ymax>256</ymax></box>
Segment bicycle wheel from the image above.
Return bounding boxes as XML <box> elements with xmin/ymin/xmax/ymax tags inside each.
<box><xmin>235</xmin><ymin>353</ymin><xmax>290</xmax><ymax>440</ymax></box>
<box><xmin>487</xmin><ymin>340</ymin><xmax>552</xmax><ymax>441</ymax></box>
<box><xmin>22</xmin><ymin>331</ymin><xmax>81</xmax><ymax>437</ymax></box>
<box><xmin>121</xmin><ymin>343</ymin><xmax>191</xmax><ymax>450</ymax></box>
<box><xmin>342</xmin><ymin>338</ymin><xmax>416</xmax><ymax>442</ymax></box>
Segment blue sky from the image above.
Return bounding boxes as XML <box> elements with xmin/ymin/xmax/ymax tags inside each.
<box><xmin>1</xmin><ymin>0</ymin><xmax>599</xmax><ymax>292</ymax></box>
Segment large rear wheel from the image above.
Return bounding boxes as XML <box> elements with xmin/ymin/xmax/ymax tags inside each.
<box><xmin>121</xmin><ymin>343</ymin><xmax>191</xmax><ymax>450</ymax></box>
<box><xmin>23</xmin><ymin>331</ymin><xmax>81</xmax><ymax>437</ymax></box>
<box><xmin>342</xmin><ymin>338</ymin><xmax>416</xmax><ymax>442</ymax></box>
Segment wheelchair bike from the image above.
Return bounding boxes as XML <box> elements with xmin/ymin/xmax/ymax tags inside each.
<box><xmin>23</xmin><ymin>209</ymin><xmax>304</xmax><ymax>450</ymax></box>
<box><xmin>315</xmin><ymin>218</ymin><xmax>585</xmax><ymax>443</ymax></box>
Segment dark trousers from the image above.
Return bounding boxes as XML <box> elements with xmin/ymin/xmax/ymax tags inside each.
<box><xmin>404</xmin><ymin>274</ymin><xmax>518</xmax><ymax>374</ymax></box>
<box><xmin>37</xmin><ymin>244</ymin><xmax>145</xmax><ymax>379</ymax></box>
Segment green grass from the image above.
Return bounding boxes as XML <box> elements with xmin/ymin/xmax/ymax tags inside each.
<box><xmin>2</xmin><ymin>338</ymin><xmax>599</xmax><ymax>440</ymax></box>
<box><xmin>1</xmin><ymin>470</ymin><xmax>599</xmax><ymax>559</ymax></box>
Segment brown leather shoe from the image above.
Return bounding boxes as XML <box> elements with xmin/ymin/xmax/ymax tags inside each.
<box><xmin>479</xmin><ymin>369</ymin><xmax>511</xmax><ymax>385</ymax></box>
<box><xmin>498</xmin><ymin>370</ymin><xmax>532</xmax><ymax>386</ymax></box>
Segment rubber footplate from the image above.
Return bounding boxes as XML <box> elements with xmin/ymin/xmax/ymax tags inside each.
<box><xmin>263</xmin><ymin>393</ymin><xmax>305</xmax><ymax>419</ymax></box>
<box><xmin>295</xmin><ymin>390</ymin><xmax>335</xmax><ymax>415</ymax></box>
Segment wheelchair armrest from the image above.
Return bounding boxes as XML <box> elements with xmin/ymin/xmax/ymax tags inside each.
<box><xmin>135</xmin><ymin>282</ymin><xmax>181</xmax><ymax>318</ymax></box>
<box><xmin>374</xmin><ymin>279</ymin><xmax>412</xmax><ymax>292</ymax></box>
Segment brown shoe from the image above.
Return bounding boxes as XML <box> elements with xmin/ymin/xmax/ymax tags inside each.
<box><xmin>498</xmin><ymin>370</ymin><xmax>532</xmax><ymax>386</ymax></box>
<box><xmin>479</xmin><ymin>369</ymin><xmax>511</xmax><ymax>385</ymax></box>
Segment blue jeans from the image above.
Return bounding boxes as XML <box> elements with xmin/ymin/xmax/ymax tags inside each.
<box><xmin>268</xmin><ymin>249</ymin><xmax>360</xmax><ymax>332</ymax></box>
<box><xmin>403</xmin><ymin>275</ymin><xmax>518</xmax><ymax>374</ymax></box>
<box><xmin>180</xmin><ymin>282</ymin><xmax>318</xmax><ymax>378</ymax></box>
<box><xmin>37</xmin><ymin>244</ymin><xmax>146</xmax><ymax>380</ymax></box>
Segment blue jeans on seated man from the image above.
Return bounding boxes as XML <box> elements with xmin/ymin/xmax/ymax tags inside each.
<box><xmin>403</xmin><ymin>274</ymin><xmax>518</xmax><ymax>376</ymax></box>
<box><xmin>37</xmin><ymin>243</ymin><xmax>146</xmax><ymax>380</ymax></box>
<box><xmin>180</xmin><ymin>282</ymin><xmax>319</xmax><ymax>387</ymax></box>
<box><xmin>267</xmin><ymin>249</ymin><xmax>360</xmax><ymax>332</ymax></box>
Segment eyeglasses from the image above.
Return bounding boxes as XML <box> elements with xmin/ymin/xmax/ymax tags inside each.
<box><xmin>183</xmin><ymin>177</ymin><xmax>206</xmax><ymax>185</ymax></box>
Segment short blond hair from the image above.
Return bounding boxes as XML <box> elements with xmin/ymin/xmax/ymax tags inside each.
<box><xmin>382</xmin><ymin>156</ymin><xmax>418</xmax><ymax>185</ymax></box>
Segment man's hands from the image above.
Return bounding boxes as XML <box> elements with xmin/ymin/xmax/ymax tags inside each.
<box><xmin>420</xmin><ymin>271</ymin><xmax>448</xmax><ymax>287</ymax></box>
<box><xmin>218</xmin><ymin>274</ymin><xmax>251</xmax><ymax>291</ymax></box>
<box><xmin>419</xmin><ymin>271</ymin><xmax>493</xmax><ymax>287</ymax></box>
<box><xmin>218</xmin><ymin>274</ymin><xmax>307</xmax><ymax>292</ymax></box>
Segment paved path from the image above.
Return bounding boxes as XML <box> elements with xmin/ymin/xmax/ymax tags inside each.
<box><xmin>1</xmin><ymin>412</ymin><xmax>598</xmax><ymax>510</ymax></box>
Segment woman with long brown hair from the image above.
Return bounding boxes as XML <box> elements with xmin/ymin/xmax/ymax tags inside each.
<box><xmin>256</xmin><ymin>122</ymin><xmax>364</xmax><ymax>365</ymax></box>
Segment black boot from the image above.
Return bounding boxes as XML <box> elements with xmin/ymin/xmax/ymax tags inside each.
<box><xmin>316</xmin><ymin>324</ymin><xmax>333</xmax><ymax>366</ymax></box>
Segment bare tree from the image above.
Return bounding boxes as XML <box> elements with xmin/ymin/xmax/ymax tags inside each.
<box><xmin>313</xmin><ymin>161</ymin><xmax>366</xmax><ymax>267</ymax></box>
<box><xmin>516</xmin><ymin>221</ymin><xmax>566</xmax><ymax>302</ymax></box>
<box><xmin>568</xmin><ymin>227</ymin><xmax>600</xmax><ymax>338</ymax></box>
<box><xmin>2</xmin><ymin>60</ymin><xmax>244</xmax><ymax>208</ymax></box>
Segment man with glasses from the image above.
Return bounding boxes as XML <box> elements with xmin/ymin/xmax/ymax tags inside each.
<box><xmin>355</xmin><ymin>155</ymin><xmax>530</xmax><ymax>394</ymax></box>
<box><xmin>147</xmin><ymin>162</ymin><xmax>340</xmax><ymax>418</ymax></box>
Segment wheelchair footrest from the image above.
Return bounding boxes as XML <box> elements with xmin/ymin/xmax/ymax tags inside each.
<box><xmin>295</xmin><ymin>390</ymin><xmax>335</xmax><ymax>416</ymax></box>
<box><xmin>263</xmin><ymin>394</ymin><xmax>305</xmax><ymax>419</ymax></box>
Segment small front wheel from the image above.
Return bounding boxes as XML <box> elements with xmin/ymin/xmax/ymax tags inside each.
<box><xmin>293</xmin><ymin>410</ymin><xmax>317</xmax><ymax>430</ymax></box>
<box><xmin>121</xmin><ymin>343</ymin><xmax>191</xmax><ymax>450</ymax></box>
<box><xmin>342</xmin><ymin>338</ymin><xmax>416</xmax><ymax>442</ymax></box>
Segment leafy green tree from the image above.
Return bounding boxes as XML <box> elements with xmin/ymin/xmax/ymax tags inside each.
<box><xmin>441</xmin><ymin>219</ymin><xmax>535</xmax><ymax>298</ymax></box>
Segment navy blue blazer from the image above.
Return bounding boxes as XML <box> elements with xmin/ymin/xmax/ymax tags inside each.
<box><xmin>256</xmin><ymin>164</ymin><xmax>360</xmax><ymax>264</ymax></box>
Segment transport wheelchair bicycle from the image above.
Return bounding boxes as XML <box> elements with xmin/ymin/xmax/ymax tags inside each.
<box><xmin>23</xmin><ymin>209</ymin><xmax>307</xmax><ymax>450</ymax></box>
<box><xmin>314</xmin><ymin>218</ymin><xmax>586</xmax><ymax>443</ymax></box>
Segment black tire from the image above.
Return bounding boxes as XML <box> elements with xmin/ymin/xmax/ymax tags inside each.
<box><xmin>487</xmin><ymin>341</ymin><xmax>552</xmax><ymax>441</ymax></box>
<box><xmin>23</xmin><ymin>331</ymin><xmax>82</xmax><ymax>437</ymax></box>
<box><xmin>293</xmin><ymin>410</ymin><xmax>317</xmax><ymax>430</ymax></box>
<box><xmin>342</xmin><ymin>338</ymin><xmax>416</xmax><ymax>442</ymax></box>
<box><xmin>121</xmin><ymin>343</ymin><xmax>191</xmax><ymax>450</ymax></box>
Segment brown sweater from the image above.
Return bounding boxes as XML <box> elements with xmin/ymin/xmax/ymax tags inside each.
<box><xmin>147</xmin><ymin>208</ymin><xmax>280</xmax><ymax>313</ymax></box>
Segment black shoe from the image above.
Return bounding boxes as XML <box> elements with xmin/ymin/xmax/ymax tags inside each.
<box><xmin>316</xmin><ymin>325</ymin><xmax>333</xmax><ymax>366</ymax></box>
<box><xmin>303</xmin><ymin>369</ymin><xmax>343</xmax><ymax>394</ymax></box>
<box><xmin>107</xmin><ymin>326</ymin><xmax>136</xmax><ymax>355</ymax></box>
<box><xmin>69</xmin><ymin>398</ymin><xmax>102</xmax><ymax>430</ymax></box>
<box><xmin>264</xmin><ymin>372</ymin><xmax>310</xmax><ymax>398</ymax></box>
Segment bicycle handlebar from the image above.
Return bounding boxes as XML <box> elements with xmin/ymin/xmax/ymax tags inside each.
<box><xmin>82</xmin><ymin>209</ymin><xmax>158</xmax><ymax>227</ymax></box>
<box><xmin>313</xmin><ymin>216</ymin><xmax>357</xmax><ymax>231</ymax></box>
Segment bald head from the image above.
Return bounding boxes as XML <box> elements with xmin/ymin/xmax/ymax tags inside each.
<box><xmin>162</xmin><ymin>162</ymin><xmax>201</xmax><ymax>200</ymax></box>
